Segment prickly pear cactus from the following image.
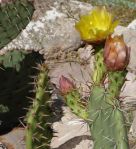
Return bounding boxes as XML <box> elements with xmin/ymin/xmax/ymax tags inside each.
<box><xmin>88</xmin><ymin>86</ymin><xmax>129</xmax><ymax>149</ymax></box>
<box><xmin>65</xmin><ymin>90</ymin><xmax>88</xmax><ymax>120</ymax></box>
<box><xmin>92</xmin><ymin>49</ymin><xmax>106</xmax><ymax>84</ymax></box>
<box><xmin>107</xmin><ymin>71</ymin><xmax>126</xmax><ymax>102</ymax></box>
<box><xmin>87</xmin><ymin>47</ymin><xmax>129</xmax><ymax>148</ymax></box>
<box><xmin>25</xmin><ymin>64</ymin><xmax>53</xmax><ymax>149</ymax></box>
<box><xmin>0</xmin><ymin>0</ymin><xmax>34</xmax><ymax>49</ymax></box>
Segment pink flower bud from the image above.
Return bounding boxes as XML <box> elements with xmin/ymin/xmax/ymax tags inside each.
<box><xmin>0</xmin><ymin>0</ymin><xmax>12</xmax><ymax>4</ymax></box>
<box><xmin>59</xmin><ymin>75</ymin><xmax>75</xmax><ymax>95</ymax></box>
<box><xmin>104</xmin><ymin>35</ymin><xmax>130</xmax><ymax>71</ymax></box>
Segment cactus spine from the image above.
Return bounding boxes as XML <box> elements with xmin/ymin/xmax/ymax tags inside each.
<box><xmin>26</xmin><ymin>64</ymin><xmax>53</xmax><ymax>149</ymax></box>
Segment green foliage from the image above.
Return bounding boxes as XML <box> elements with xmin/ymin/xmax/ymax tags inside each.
<box><xmin>88</xmin><ymin>86</ymin><xmax>129</xmax><ymax>149</ymax></box>
<box><xmin>25</xmin><ymin>65</ymin><xmax>53</xmax><ymax>149</ymax></box>
<box><xmin>0</xmin><ymin>50</ymin><xmax>27</xmax><ymax>71</ymax></box>
<box><xmin>0</xmin><ymin>0</ymin><xmax>34</xmax><ymax>49</ymax></box>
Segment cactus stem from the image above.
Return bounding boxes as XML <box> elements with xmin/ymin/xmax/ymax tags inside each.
<box><xmin>25</xmin><ymin>65</ymin><xmax>53</xmax><ymax>149</ymax></box>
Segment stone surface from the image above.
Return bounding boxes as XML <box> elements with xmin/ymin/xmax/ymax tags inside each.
<box><xmin>0</xmin><ymin>128</ymin><xmax>25</xmax><ymax>149</ymax></box>
<box><xmin>130</xmin><ymin>111</ymin><xmax>136</xmax><ymax>138</ymax></box>
<box><xmin>78</xmin><ymin>45</ymin><xmax>93</xmax><ymax>62</ymax></box>
<box><xmin>0</xmin><ymin>0</ymin><xmax>92</xmax><ymax>56</ymax></box>
<box><xmin>51</xmin><ymin>107</ymin><xmax>93</xmax><ymax>149</ymax></box>
<box><xmin>120</xmin><ymin>72</ymin><xmax>136</xmax><ymax>110</ymax></box>
<box><xmin>128</xmin><ymin>19</ymin><xmax>136</xmax><ymax>30</ymax></box>
<box><xmin>49</xmin><ymin>62</ymin><xmax>93</xmax><ymax>97</ymax></box>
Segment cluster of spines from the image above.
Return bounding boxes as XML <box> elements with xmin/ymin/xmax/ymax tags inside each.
<box><xmin>25</xmin><ymin>64</ymin><xmax>53</xmax><ymax>149</ymax></box>
<box><xmin>64</xmin><ymin>90</ymin><xmax>88</xmax><ymax>120</ymax></box>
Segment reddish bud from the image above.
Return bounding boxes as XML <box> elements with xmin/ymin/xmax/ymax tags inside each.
<box><xmin>59</xmin><ymin>75</ymin><xmax>75</xmax><ymax>94</ymax></box>
<box><xmin>0</xmin><ymin>0</ymin><xmax>12</xmax><ymax>4</ymax></box>
<box><xmin>104</xmin><ymin>35</ymin><xmax>130</xmax><ymax>71</ymax></box>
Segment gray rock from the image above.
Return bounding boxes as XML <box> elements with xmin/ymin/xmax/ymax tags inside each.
<box><xmin>51</xmin><ymin>107</ymin><xmax>93</xmax><ymax>149</ymax></box>
<box><xmin>128</xmin><ymin>19</ymin><xmax>136</xmax><ymax>30</ymax></box>
<box><xmin>0</xmin><ymin>128</ymin><xmax>25</xmax><ymax>149</ymax></box>
<box><xmin>120</xmin><ymin>72</ymin><xmax>136</xmax><ymax>110</ymax></box>
<box><xmin>130</xmin><ymin>111</ymin><xmax>136</xmax><ymax>138</ymax></box>
<box><xmin>78</xmin><ymin>45</ymin><xmax>93</xmax><ymax>62</ymax></box>
<box><xmin>0</xmin><ymin>0</ymin><xmax>92</xmax><ymax>56</ymax></box>
<box><xmin>49</xmin><ymin>61</ymin><xmax>93</xmax><ymax>97</ymax></box>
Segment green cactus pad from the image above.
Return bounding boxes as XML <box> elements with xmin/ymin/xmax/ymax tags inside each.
<box><xmin>88</xmin><ymin>86</ymin><xmax>129</xmax><ymax>149</ymax></box>
<box><xmin>107</xmin><ymin>71</ymin><xmax>126</xmax><ymax>100</ymax></box>
<box><xmin>65</xmin><ymin>90</ymin><xmax>88</xmax><ymax>120</ymax></box>
<box><xmin>0</xmin><ymin>0</ymin><xmax>34</xmax><ymax>49</ymax></box>
<box><xmin>92</xmin><ymin>49</ymin><xmax>106</xmax><ymax>84</ymax></box>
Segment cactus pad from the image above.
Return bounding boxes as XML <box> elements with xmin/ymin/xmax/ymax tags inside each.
<box><xmin>88</xmin><ymin>86</ymin><xmax>129</xmax><ymax>149</ymax></box>
<box><xmin>0</xmin><ymin>0</ymin><xmax>34</xmax><ymax>49</ymax></box>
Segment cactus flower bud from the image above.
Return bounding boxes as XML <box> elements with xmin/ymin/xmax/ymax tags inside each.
<box><xmin>59</xmin><ymin>75</ymin><xmax>75</xmax><ymax>95</ymax></box>
<box><xmin>104</xmin><ymin>35</ymin><xmax>130</xmax><ymax>71</ymax></box>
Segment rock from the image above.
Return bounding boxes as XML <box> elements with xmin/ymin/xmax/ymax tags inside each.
<box><xmin>51</xmin><ymin>107</ymin><xmax>93</xmax><ymax>149</ymax></box>
<box><xmin>123</xmin><ymin>29</ymin><xmax>136</xmax><ymax>73</ymax></box>
<box><xmin>49</xmin><ymin>61</ymin><xmax>93</xmax><ymax>97</ymax></box>
<box><xmin>120</xmin><ymin>72</ymin><xmax>136</xmax><ymax>109</ymax></box>
<box><xmin>129</xmin><ymin>111</ymin><xmax>136</xmax><ymax>138</ymax></box>
<box><xmin>0</xmin><ymin>128</ymin><xmax>25</xmax><ymax>149</ymax></box>
<box><xmin>128</xmin><ymin>19</ymin><xmax>136</xmax><ymax>30</ymax></box>
<box><xmin>0</xmin><ymin>0</ymin><xmax>93</xmax><ymax>56</ymax></box>
<box><xmin>78</xmin><ymin>45</ymin><xmax>93</xmax><ymax>62</ymax></box>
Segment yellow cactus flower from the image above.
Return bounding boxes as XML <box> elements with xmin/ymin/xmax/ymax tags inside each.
<box><xmin>75</xmin><ymin>7</ymin><xmax>118</xmax><ymax>43</ymax></box>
